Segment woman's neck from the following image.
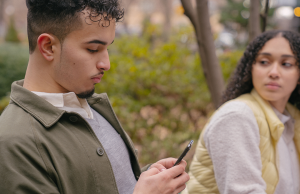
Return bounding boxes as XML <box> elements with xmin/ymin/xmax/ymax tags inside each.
<box><xmin>269</xmin><ymin>100</ymin><xmax>288</xmax><ymax>114</ymax></box>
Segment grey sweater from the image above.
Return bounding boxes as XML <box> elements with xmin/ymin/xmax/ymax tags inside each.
<box><xmin>85</xmin><ymin>108</ymin><xmax>137</xmax><ymax>194</ymax></box>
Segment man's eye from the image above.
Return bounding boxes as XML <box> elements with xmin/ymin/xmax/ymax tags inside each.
<box><xmin>87</xmin><ymin>49</ymin><xmax>98</xmax><ymax>53</ymax></box>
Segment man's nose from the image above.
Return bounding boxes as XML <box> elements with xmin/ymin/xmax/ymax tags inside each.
<box><xmin>96</xmin><ymin>50</ymin><xmax>110</xmax><ymax>71</ymax></box>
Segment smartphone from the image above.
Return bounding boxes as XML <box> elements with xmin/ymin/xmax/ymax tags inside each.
<box><xmin>173</xmin><ymin>140</ymin><xmax>194</xmax><ymax>166</ymax></box>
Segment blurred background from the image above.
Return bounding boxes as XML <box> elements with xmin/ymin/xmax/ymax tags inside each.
<box><xmin>0</xmin><ymin>0</ymin><xmax>300</xmax><ymax>167</ymax></box>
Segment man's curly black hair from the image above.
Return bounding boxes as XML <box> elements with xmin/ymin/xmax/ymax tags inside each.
<box><xmin>222</xmin><ymin>30</ymin><xmax>300</xmax><ymax>109</ymax></box>
<box><xmin>26</xmin><ymin>0</ymin><xmax>124</xmax><ymax>53</ymax></box>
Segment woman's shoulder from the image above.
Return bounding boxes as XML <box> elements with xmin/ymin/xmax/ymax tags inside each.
<box><xmin>204</xmin><ymin>100</ymin><xmax>258</xmax><ymax>134</ymax></box>
<box><xmin>204</xmin><ymin>100</ymin><xmax>261</xmax><ymax>145</ymax></box>
<box><xmin>213</xmin><ymin>100</ymin><xmax>255</xmax><ymax>121</ymax></box>
<box><xmin>203</xmin><ymin>100</ymin><xmax>261</xmax><ymax>150</ymax></box>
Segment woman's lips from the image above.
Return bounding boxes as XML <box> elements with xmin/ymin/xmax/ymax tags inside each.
<box><xmin>265</xmin><ymin>83</ymin><xmax>280</xmax><ymax>90</ymax></box>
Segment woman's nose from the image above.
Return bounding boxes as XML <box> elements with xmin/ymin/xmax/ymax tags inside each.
<box><xmin>269</xmin><ymin>62</ymin><xmax>280</xmax><ymax>78</ymax></box>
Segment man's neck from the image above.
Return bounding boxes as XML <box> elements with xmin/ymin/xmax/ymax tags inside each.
<box><xmin>24</xmin><ymin>54</ymin><xmax>67</xmax><ymax>93</ymax></box>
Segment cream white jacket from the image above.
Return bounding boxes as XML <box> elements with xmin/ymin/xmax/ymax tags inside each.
<box><xmin>184</xmin><ymin>89</ymin><xmax>300</xmax><ymax>194</ymax></box>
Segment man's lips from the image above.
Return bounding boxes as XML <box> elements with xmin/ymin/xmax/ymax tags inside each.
<box><xmin>92</xmin><ymin>72</ymin><xmax>104</xmax><ymax>83</ymax></box>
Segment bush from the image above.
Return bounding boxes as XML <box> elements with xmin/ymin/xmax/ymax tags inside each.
<box><xmin>0</xmin><ymin>43</ymin><xmax>29</xmax><ymax>99</ymax></box>
<box><xmin>5</xmin><ymin>17</ymin><xmax>21</xmax><ymax>43</ymax></box>
<box><xmin>0</xmin><ymin>96</ymin><xmax>10</xmax><ymax>114</ymax></box>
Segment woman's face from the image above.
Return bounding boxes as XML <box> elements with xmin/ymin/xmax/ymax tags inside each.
<box><xmin>252</xmin><ymin>36</ymin><xmax>300</xmax><ymax>111</ymax></box>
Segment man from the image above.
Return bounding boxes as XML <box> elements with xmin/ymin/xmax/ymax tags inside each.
<box><xmin>0</xmin><ymin>0</ymin><xmax>189</xmax><ymax>193</ymax></box>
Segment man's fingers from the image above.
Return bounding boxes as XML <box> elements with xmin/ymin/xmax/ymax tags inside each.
<box><xmin>175</xmin><ymin>160</ymin><xmax>187</xmax><ymax>167</ymax></box>
<box><xmin>142</xmin><ymin>167</ymin><xmax>160</xmax><ymax>176</ymax></box>
<box><xmin>160</xmin><ymin>164</ymin><xmax>186</xmax><ymax>179</ymax></box>
<box><xmin>173</xmin><ymin>183</ymin><xmax>187</xmax><ymax>194</ymax></box>
<box><xmin>149</xmin><ymin>163</ymin><xmax>166</xmax><ymax>172</ymax></box>
<box><xmin>172</xmin><ymin>172</ymin><xmax>189</xmax><ymax>194</ymax></box>
<box><xmin>156</xmin><ymin>158</ymin><xmax>187</xmax><ymax>169</ymax></box>
<box><xmin>165</xmin><ymin>158</ymin><xmax>178</xmax><ymax>168</ymax></box>
<box><xmin>167</xmin><ymin>158</ymin><xmax>187</xmax><ymax>169</ymax></box>
<box><xmin>174</xmin><ymin>171</ymin><xmax>190</xmax><ymax>184</ymax></box>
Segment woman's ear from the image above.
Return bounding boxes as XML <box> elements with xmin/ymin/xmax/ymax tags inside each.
<box><xmin>37</xmin><ymin>33</ymin><xmax>57</xmax><ymax>61</ymax></box>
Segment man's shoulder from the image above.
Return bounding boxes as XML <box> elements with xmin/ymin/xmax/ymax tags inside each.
<box><xmin>0</xmin><ymin>102</ymin><xmax>35</xmax><ymax>138</ymax></box>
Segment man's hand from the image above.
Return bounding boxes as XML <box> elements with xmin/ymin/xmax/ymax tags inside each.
<box><xmin>133</xmin><ymin>158</ymin><xmax>190</xmax><ymax>194</ymax></box>
<box><xmin>149</xmin><ymin>158</ymin><xmax>187</xmax><ymax>172</ymax></box>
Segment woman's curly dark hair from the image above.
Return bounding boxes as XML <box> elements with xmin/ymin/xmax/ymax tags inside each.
<box><xmin>26</xmin><ymin>0</ymin><xmax>124</xmax><ymax>53</ymax></box>
<box><xmin>222</xmin><ymin>30</ymin><xmax>300</xmax><ymax>110</ymax></box>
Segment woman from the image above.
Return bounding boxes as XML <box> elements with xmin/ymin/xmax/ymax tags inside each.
<box><xmin>184</xmin><ymin>30</ymin><xmax>300</xmax><ymax>194</ymax></box>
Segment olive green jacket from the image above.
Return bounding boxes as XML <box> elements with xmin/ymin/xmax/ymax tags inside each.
<box><xmin>0</xmin><ymin>80</ymin><xmax>142</xmax><ymax>194</ymax></box>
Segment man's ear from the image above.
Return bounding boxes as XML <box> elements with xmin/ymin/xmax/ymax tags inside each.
<box><xmin>37</xmin><ymin>33</ymin><xmax>58</xmax><ymax>61</ymax></box>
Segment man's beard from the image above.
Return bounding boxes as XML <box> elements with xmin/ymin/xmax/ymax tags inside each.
<box><xmin>76</xmin><ymin>88</ymin><xmax>95</xmax><ymax>99</ymax></box>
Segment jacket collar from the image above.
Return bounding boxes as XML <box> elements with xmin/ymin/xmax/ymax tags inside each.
<box><xmin>250</xmin><ymin>89</ymin><xmax>300</xmax><ymax>142</ymax></box>
<box><xmin>10</xmin><ymin>80</ymin><xmax>65</xmax><ymax>128</ymax></box>
<box><xmin>250</xmin><ymin>89</ymin><xmax>285</xmax><ymax>142</ymax></box>
<box><xmin>87</xmin><ymin>93</ymin><xmax>125</xmax><ymax>137</ymax></box>
<box><xmin>10</xmin><ymin>80</ymin><xmax>109</xmax><ymax>128</ymax></box>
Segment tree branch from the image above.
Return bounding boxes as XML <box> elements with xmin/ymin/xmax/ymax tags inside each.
<box><xmin>180</xmin><ymin>0</ymin><xmax>199</xmax><ymax>34</ymax></box>
<box><xmin>180</xmin><ymin>0</ymin><xmax>225</xmax><ymax>107</ymax></box>
<box><xmin>249</xmin><ymin>0</ymin><xmax>261</xmax><ymax>41</ymax></box>
<box><xmin>196</xmin><ymin>0</ymin><xmax>224</xmax><ymax>107</ymax></box>
<box><xmin>261</xmin><ymin>0</ymin><xmax>269</xmax><ymax>32</ymax></box>
<box><xmin>0</xmin><ymin>0</ymin><xmax>5</xmax><ymax>23</ymax></box>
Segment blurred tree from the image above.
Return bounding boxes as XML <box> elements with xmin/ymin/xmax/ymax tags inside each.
<box><xmin>249</xmin><ymin>0</ymin><xmax>261</xmax><ymax>41</ymax></box>
<box><xmin>180</xmin><ymin>0</ymin><xmax>273</xmax><ymax>107</ymax></box>
<box><xmin>162</xmin><ymin>0</ymin><xmax>172</xmax><ymax>42</ymax></box>
<box><xmin>221</xmin><ymin>0</ymin><xmax>273</xmax><ymax>41</ymax></box>
<box><xmin>5</xmin><ymin>17</ymin><xmax>20</xmax><ymax>43</ymax></box>
<box><xmin>0</xmin><ymin>0</ymin><xmax>4</xmax><ymax>23</ymax></box>
<box><xmin>260</xmin><ymin>0</ymin><xmax>270</xmax><ymax>32</ymax></box>
<box><xmin>180</xmin><ymin>0</ymin><xmax>224</xmax><ymax>108</ymax></box>
<box><xmin>122</xmin><ymin>0</ymin><xmax>135</xmax><ymax>34</ymax></box>
<box><xmin>220</xmin><ymin>0</ymin><xmax>249</xmax><ymax>30</ymax></box>
<box><xmin>0</xmin><ymin>0</ymin><xmax>5</xmax><ymax>38</ymax></box>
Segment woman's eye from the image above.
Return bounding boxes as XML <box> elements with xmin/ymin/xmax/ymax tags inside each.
<box><xmin>282</xmin><ymin>62</ymin><xmax>293</xmax><ymax>67</ymax></box>
<box><xmin>87</xmin><ymin>49</ymin><xmax>98</xmax><ymax>53</ymax></box>
<box><xmin>259</xmin><ymin>60</ymin><xmax>269</xmax><ymax>65</ymax></box>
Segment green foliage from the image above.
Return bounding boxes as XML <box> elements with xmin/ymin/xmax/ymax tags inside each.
<box><xmin>220</xmin><ymin>0</ymin><xmax>249</xmax><ymax>29</ymax></box>
<box><xmin>5</xmin><ymin>17</ymin><xmax>21</xmax><ymax>43</ymax></box>
<box><xmin>0</xmin><ymin>96</ymin><xmax>10</xmax><ymax>114</ymax></box>
<box><xmin>220</xmin><ymin>50</ymin><xmax>244</xmax><ymax>81</ymax></box>
<box><xmin>0</xmin><ymin>43</ymin><xmax>29</xmax><ymax>99</ymax></box>
<box><xmin>219</xmin><ymin>0</ymin><xmax>275</xmax><ymax>31</ymax></box>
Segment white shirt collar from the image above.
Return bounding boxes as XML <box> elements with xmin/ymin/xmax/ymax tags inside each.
<box><xmin>272</xmin><ymin>106</ymin><xmax>294</xmax><ymax>144</ymax></box>
<box><xmin>272</xmin><ymin>107</ymin><xmax>291</xmax><ymax>125</ymax></box>
<box><xmin>32</xmin><ymin>91</ymin><xmax>93</xmax><ymax>119</ymax></box>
